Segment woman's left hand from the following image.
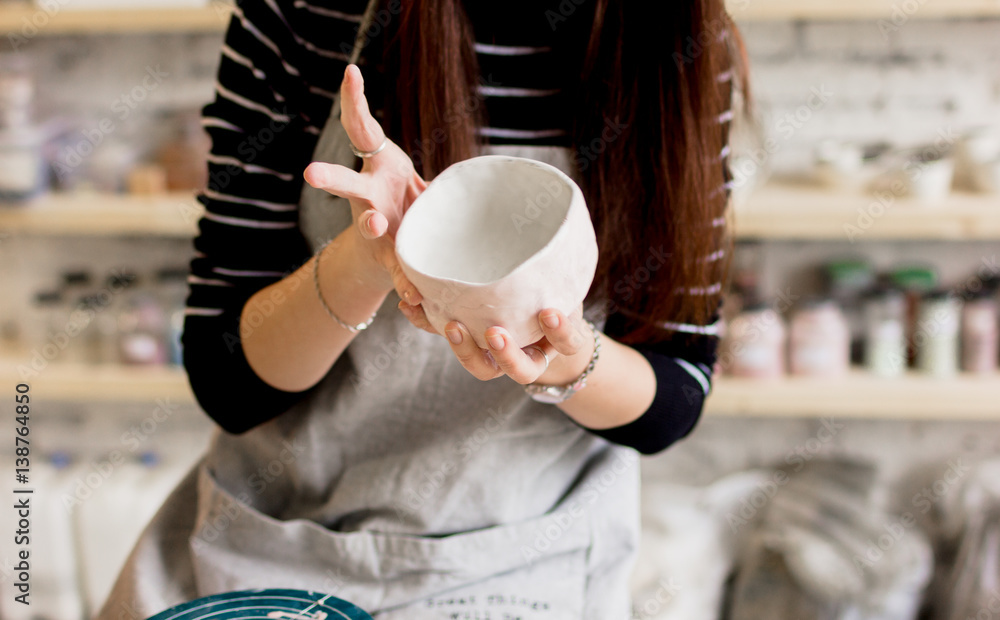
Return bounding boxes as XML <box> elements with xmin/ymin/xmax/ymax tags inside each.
<box><xmin>398</xmin><ymin>302</ymin><xmax>594</xmax><ymax>386</ymax></box>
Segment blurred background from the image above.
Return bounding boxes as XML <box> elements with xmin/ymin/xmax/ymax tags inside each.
<box><xmin>0</xmin><ymin>0</ymin><xmax>999</xmax><ymax>618</ymax></box>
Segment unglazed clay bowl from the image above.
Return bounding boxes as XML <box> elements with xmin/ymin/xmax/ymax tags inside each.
<box><xmin>395</xmin><ymin>155</ymin><xmax>598</xmax><ymax>349</ymax></box>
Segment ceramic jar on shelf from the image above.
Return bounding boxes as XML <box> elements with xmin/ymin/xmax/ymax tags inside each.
<box><xmin>789</xmin><ymin>299</ymin><xmax>850</xmax><ymax>377</ymax></box>
<box><xmin>723</xmin><ymin>303</ymin><xmax>787</xmax><ymax>379</ymax></box>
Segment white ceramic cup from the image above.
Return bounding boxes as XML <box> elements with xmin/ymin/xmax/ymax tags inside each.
<box><xmin>904</xmin><ymin>156</ymin><xmax>955</xmax><ymax>203</ymax></box>
<box><xmin>395</xmin><ymin>155</ymin><xmax>599</xmax><ymax>349</ymax></box>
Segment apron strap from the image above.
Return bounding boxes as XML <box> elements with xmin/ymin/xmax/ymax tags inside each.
<box><xmin>298</xmin><ymin>0</ymin><xmax>383</xmax><ymax>251</ymax></box>
<box><xmin>349</xmin><ymin>0</ymin><xmax>382</xmax><ymax>67</ymax></box>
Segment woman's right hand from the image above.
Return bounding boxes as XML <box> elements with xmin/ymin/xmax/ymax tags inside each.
<box><xmin>303</xmin><ymin>64</ymin><xmax>427</xmax><ymax>305</ymax></box>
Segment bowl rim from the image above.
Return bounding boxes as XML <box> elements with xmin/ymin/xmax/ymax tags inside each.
<box><xmin>395</xmin><ymin>155</ymin><xmax>588</xmax><ymax>288</ymax></box>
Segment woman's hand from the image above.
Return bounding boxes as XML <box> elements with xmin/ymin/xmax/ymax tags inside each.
<box><xmin>399</xmin><ymin>304</ymin><xmax>596</xmax><ymax>386</ymax></box>
<box><xmin>303</xmin><ymin>64</ymin><xmax>426</xmax><ymax>305</ymax></box>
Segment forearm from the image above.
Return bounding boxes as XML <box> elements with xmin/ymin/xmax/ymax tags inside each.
<box><xmin>241</xmin><ymin>228</ymin><xmax>391</xmax><ymax>392</ymax></box>
<box><xmin>554</xmin><ymin>335</ymin><xmax>657</xmax><ymax>430</ymax></box>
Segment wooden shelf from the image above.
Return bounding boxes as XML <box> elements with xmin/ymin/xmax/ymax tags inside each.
<box><xmin>733</xmin><ymin>184</ymin><xmax>1000</xmax><ymax>240</ymax></box>
<box><xmin>4</xmin><ymin>185</ymin><xmax>999</xmax><ymax>240</ymax></box>
<box><xmin>0</xmin><ymin>192</ymin><xmax>202</xmax><ymax>237</ymax></box>
<box><xmin>4</xmin><ymin>357</ymin><xmax>999</xmax><ymax>421</ymax></box>
<box><xmin>726</xmin><ymin>0</ymin><xmax>1000</xmax><ymax>21</ymax></box>
<box><xmin>0</xmin><ymin>0</ymin><xmax>995</xmax><ymax>34</ymax></box>
<box><xmin>0</xmin><ymin>4</ymin><xmax>230</xmax><ymax>35</ymax></box>
<box><xmin>706</xmin><ymin>371</ymin><xmax>1000</xmax><ymax>420</ymax></box>
<box><xmin>0</xmin><ymin>360</ymin><xmax>195</xmax><ymax>403</ymax></box>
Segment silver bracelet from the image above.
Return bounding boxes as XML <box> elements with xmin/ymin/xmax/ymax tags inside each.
<box><xmin>313</xmin><ymin>240</ymin><xmax>376</xmax><ymax>333</ymax></box>
<box><xmin>524</xmin><ymin>320</ymin><xmax>601</xmax><ymax>404</ymax></box>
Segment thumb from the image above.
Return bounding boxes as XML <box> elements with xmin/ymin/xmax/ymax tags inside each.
<box><xmin>358</xmin><ymin>208</ymin><xmax>389</xmax><ymax>240</ymax></box>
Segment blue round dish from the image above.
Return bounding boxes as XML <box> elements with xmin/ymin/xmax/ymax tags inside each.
<box><xmin>144</xmin><ymin>589</ymin><xmax>373</xmax><ymax>620</ymax></box>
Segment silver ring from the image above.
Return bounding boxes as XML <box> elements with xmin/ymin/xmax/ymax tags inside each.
<box><xmin>528</xmin><ymin>345</ymin><xmax>550</xmax><ymax>371</ymax></box>
<box><xmin>350</xmin><ymin>137</ymin><xmax>388</xmax><ymax>158</ymax></box>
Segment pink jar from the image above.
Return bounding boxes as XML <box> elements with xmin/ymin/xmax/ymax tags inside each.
<box><xmin>723</xmin><ymin>303</ymin><xmax>787</xmax><ymax>378</ymax></box>
<box><xmin>962</xmin><ymin>290</ymin><xmax>998</xmax><ymax>374</ymax></box>
<box><xmin>790</xmin><ymin>299</ymin><xmax>850</xmax><ymax>377</ymax></box>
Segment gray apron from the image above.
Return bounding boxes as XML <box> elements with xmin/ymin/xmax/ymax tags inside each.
<box><xmin>97</xmin><ymin>4</ymin><xmax>639</xmax><ymax>618</ymax></box>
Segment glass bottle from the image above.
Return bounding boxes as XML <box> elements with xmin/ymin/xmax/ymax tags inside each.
<box><xmin>117</xmin><ymin>274</ymin><xmax>167</xmax><ymax>365</ymax></box>
<box><xmin>157</xmin><ymin>110</ymin><xmax>210</xmax><ymax>192</ymax></box>
<box><xmin>94</xmin><ymin>271</ymin><xmax>135</xmax><ymax>365</ymax></box>
<box><xmin>60</xmin><ymin>269</ymin><xmax>94</xmax><ymax>362</ymax></box>
<box><xmin>0</xmin><ymin>125</ymin><xmax>47</xmax><ymax>201</ymax></box>
<box><xmin>61</xmin><ymin>270</ymin><xmax>94</xmax><ymax>303</ymax></box>
<box><xmin>155</xmin><ymin>267</ymin><xmax>189</xmax><ymax>366</ymax></box>
<box><xmin>90</xmin><ymin>275</ymin><xmax>122</xmax><ymax>365</ymax></box>
<box><xmin>825</xmin><ymin>259</ymin><xmax>874</xmax><ymax>364</ymax></box>
<box><xmin>26</xmin><ymin>289</ymin><xmax>64</xmax><ymax>351</ymax></box>
<box><xmin>76</xmin><ymin>294</ymin><xmax>105</xmax><ymax>364</ymax></box>
<box><xmin>891</xmin><ymin>265</ymin><xmax>938</xmax><ymax>367</ymax></box>
<box><xmin>863</xmin><ymin>287</ymin><xmax>907</xmax><ymax>377</ymax></box>
<box><xmin>916</xmin><ymin>290</ymin><xmax>961</xmax><ymax>377</ymax></box>
<box><xmin>0</xmin><ymin>54</ymin><xmax>46</xmax><ymax>202</ymax></box>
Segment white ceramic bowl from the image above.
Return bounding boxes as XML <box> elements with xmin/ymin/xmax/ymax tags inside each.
<box><xmin>395</xmin><ymin>155</ymin><xmax>598</xmax><ymax>348</ymax></box>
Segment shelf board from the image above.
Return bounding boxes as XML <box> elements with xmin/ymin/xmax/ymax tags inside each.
<box><xmin>0</xmin><ymin>359</ymin><xmax>195</xmax><ymax>403</ymax></box>
<box><xmin>706</xmin><ymin>371</ymin><xmax>1000</xmax><ymax>420</ymax></box>
<box><xmin>0</xmin><ymin>4</ymin><xmax>230</xmax><ymax>35</ymax></box>
<box><xmin>726</xmin><ymin>0</ymin><xmax>1000</xmax><ymax>21</ymax></box>
<box><xmin>1</xmin><ymin>1</ymin><xmax>996</xmax><ymax>33</ymax></box>
<box><xmin>733</xmin><ymin>184</ymin><xmax>1000</xmax><ymax>240</ymax></box>
<box><xmin>4</xmin><ymin>357</ymin><xmax>999</xmax><ymax>421</ymax></box>
<box><xmin>6</xmin><ymin>185</ymin><xmax>997</xmax><ymax>240</ymax></box>
<box><xmin>0</xmin><ymin>191</ymin><xmax>202</xmax><ymax>237</ymax></box>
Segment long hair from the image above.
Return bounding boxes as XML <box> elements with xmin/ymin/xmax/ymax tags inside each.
<box><xmin>382</xmin><ymin>0</ymin><xmax>746</xmax><ymax>344</ymax></box>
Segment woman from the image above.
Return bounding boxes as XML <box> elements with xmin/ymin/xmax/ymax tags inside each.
<box><xmin>98</xmin><ymin>0</ymin><xmax>743</xmax><ymax>618</ymax></box>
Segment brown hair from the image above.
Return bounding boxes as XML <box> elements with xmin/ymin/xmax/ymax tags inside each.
<box><xmin>383</xmin><ymin>0</ymin><xmax>745</xmax><ymax>344</ymax></box>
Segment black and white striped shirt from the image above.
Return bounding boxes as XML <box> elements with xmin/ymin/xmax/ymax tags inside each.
<box><xmin>183</xmin><ymin>0</ymin><xmax>729</xmax><ymax>453</ymax></box>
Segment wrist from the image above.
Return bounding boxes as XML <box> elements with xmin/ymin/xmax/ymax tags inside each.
<box><xmin>336</xmin><ymin>227</ymin><xmax>393</xmax><ymax>297</ymax></box>
<box><xmin>315</xmin><ymin>234</ymin><xmax>390</xmax><ymax>328</ymax></box>
<box><xmin>525</xmin><ymin>321</ymin><xmax>601</xmax><ymax>404</ymax></box>
<box><xmin>537</xmin><ymin>336</ymin><xmax>594</xmax><ymax>386</ymax></box>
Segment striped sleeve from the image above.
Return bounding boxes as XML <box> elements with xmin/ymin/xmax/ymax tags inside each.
<box><xmin>590</xmin><ymin>311</ymin><xmax>721</xmax><ymax>455</ymax></box>
<box><xmin>182</xmin><ymin>0</ymin><xmax>370</xmax><ymax>433</ymax></box>
<box><xmin>584</xmin><ymin>58</ymin><xmax>734</xmax><ymax>455</ymax></box>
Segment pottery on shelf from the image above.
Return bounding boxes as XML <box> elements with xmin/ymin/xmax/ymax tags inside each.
<box><xmin>395</xmin><ymin>155</ymin><xmax>599</xmax><ymax>349</ymax></box>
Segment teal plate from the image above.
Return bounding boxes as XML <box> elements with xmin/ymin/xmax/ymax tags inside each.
<box><xmin>144</xmin><ymin>589</ymin><xmax>373</xmax><ymax>620</ymax></box>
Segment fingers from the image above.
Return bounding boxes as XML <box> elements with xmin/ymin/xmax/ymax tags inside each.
<box><xmin>378</xmin><ymin>246</ymin><xmax>421</xmax><ymax>304</ymax></box>
<box><xmin>398</xmin><ymin>301</ymin><xmax>437</xmax><ymax>334</ymax></box>
<box><xmin>390</xmin><ymin>250</ymin><xmax>429</xmax><ymax>331</ymax></box>
<box><xmin>358</xmin><ymin>209</ymin><xmax>388</xmax><ymax>240</ymax></box>
<box><xmin>387</xmin><ymin>261</ymin><xmax>422</xmax><ymax>305</ymax></box>
<box><xmin>303</xmin><ymin>163</ymin><xmax>388</xmax><ymax>240</ymax></box>
<box><xmin>405</xmin><ymin>175</ymin><xmax>429</xmax><ymax>206</ymax></box>
<box><xmin>304</xmin><ymin>162</ymin><xmax>371</xmax><ymax>203</ymax></box>
<box><xmin>484</xmin><ymin>327</ymin><xmax>554</xmax><ymax>385</ymax></box>
<box><xmin>340</xmin><ymin>65</ymin><xmax>386</xmax><ymax>154</ymax></box>
<box><xmin>538</xmin><ymin>309</ymin><xmax>589</xmax><ymax>358</ymax></box>
<box><xmin>444</xmin><ymin>322</ymin><xmax>504</xmax><ymax>381</ymax></box>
